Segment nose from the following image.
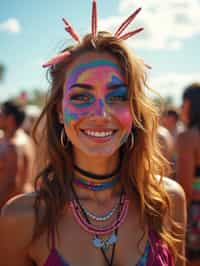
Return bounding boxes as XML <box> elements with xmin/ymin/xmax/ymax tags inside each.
<box><xmin>91</xmin><ymin>99</ymin><xmax>110</xmax><ymax>118</ymax></box>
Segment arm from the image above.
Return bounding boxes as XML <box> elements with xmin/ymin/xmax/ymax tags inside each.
<box><xmin>176</xmin><ymin>132</ymin><xmax>194</xmax><ymax>203</ymax></box>
<box><xmin>163</xmin><ymin>177</ymin><xmax>187</xmax><ymax>266</ymax></box>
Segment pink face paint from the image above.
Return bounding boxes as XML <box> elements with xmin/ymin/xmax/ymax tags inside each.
<box><xmin>63</xmin><ymin>58</ymin><xmax>133</xmax><ymax>144</ymax></box>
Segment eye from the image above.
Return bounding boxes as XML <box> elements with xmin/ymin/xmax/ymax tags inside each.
<box><xmin>69</xmin><ymin>93</ymin><xmax>95</xmax><ymax>105</ymax></box>
<box><xmin>109</xmin><ymin>95</ymin><xmax>127</xmax><ymax>101</ymax></box>
<box><xmin>107</xmin><ymin>94</ymin><xmax>128</xmax><ymax>104</ymax></box>
<box><xmin>106</xmin><ymin>86</ymin><xmax>128</xmax><ymax>104</ymax></box>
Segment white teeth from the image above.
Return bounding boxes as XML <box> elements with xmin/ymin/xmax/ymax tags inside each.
<box><xmin>84</xmin><ymin>130</ymin><xmax>113</xmax><ymax>137</ymax></box>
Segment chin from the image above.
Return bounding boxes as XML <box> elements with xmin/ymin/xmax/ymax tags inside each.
<box><xmin>81</xmin><ymin>146</ymin><xmax>118</xmax><ymax>158</ymax></box>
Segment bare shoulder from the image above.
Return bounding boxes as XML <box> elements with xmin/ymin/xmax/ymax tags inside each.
<box><xmin>158</xmin><ymin>176</ymin><xmax>187</xmax><ymax>226</ymax></box>
<box><xmin>1</xmin><ymin>192</ymin><xmax>36</xmax><ymax>217</ymax></box>
<box><xmin>0</xmin><ymin>193</ymin><xmax>37</xmax><ymax>265</ymax></box>
<box><xmin>162</xmin><ymin>176</ymin><xmax>186</xmax><ymax>201</ymax></box>
<box><xmin>0</xmin><ymin>193</ymin><xmax>37</xmax><ymax>246</ymax></box>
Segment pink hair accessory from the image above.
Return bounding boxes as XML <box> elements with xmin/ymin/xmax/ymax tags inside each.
<box><xmin>118</xmin><ymin>27</ymin><xmax>144</xmax><ymax>40</ymax></box>
<box><xmin>42</xmin><ymin>2</ymin><xmax>147</xmax><ymax>69</ymax></box>
<box><xmin>114</xmin><ymin>8</ymin><xmax>142</xmax><ymax>38</ymax></box>
<box><xmin>62</xmin><ymin>18</ymin><xmax>81</xmax><ymax>43</ymax></box>
<box><xmin>42</xmin><ymin>51</ymin><xmax>71</xmax><ymax>68</ymax></box>
<box><xmin>91</xmin><ymin>0</ymin><xmax>97</xmax><ymax>38</ymax></box>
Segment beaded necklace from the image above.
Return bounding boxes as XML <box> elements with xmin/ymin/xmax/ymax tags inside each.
<box><xmin>82</xmin><ymin>199</ymin><xmax>120</xmax><ymax>222</ymax></box>
<box><xmin>70</xmin><ymin>186</ymin><xmax>129</xmax><ymax>266</ymax></box>
<box><xmin>70</xmin><ymin>193</ymin><xmax>129</xmax><ymax>235</ymax></box>
<box><xmin>72</xmin><ymin>175</ymin><xmax>119</xmax><ymax>191</ymax></box>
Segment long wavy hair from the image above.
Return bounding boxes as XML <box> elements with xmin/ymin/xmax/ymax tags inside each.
<box><xmin>32</xmin><ymin>31</ymin><xmax>182</xmax><ymax>260</ymax></box>
<box><xmin>183</xmin><ymin>82</ymin><xmax>200</xmax><ymax>129</ymax></box>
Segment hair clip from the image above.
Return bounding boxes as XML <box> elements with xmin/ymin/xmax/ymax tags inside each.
<box><xmin>62</xmin><ymin>18</ymin><xmax>81</xmax><ymax>43</ymax></box>
<box><xmin>42</xmin><ymin>1</ymin><xmax>146</xmax><ymax>68</ymax></box>
<box><xmin>42</xmin><ymin>51</ymin><xmax>71</xmax><ymax>68</ymax></box>
<box><xmin>114</xmin><ymin>8</ymin><xmax>143</xmax><ymax>38</ymax></box>
<box><xmin>92</xmin><ymin>0</ymin><xmax>97</xmax><ymax>38</ymax></box>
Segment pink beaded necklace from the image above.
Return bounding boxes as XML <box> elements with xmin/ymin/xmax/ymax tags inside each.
<box><xmin>69</xmin><ymin>193</ymin><xmax>129</xmax><ymax>235</ymax></box>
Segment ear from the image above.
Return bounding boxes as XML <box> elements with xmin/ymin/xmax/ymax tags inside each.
<box><xmin>57</xmin><ymin>103</ymin><xmax>64</xmax><ymax>124</ymax></box>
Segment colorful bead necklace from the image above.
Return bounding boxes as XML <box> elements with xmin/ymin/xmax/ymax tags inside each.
<box><xmin>70</xmin><ymin>186</ymin><xmax>128</xmax><ymax>266</ymax></box>
<box><xmin>70</xmin><ymin>192</ymin><xmax>129</xmax><ymax>235</ymax></box>
<box><xmin>72</xmin><ymin>175</ymin><xmax>119</xmax><ymax>191</ymax></box>
<box><xmin>82</xmin><ymin>198</ymin><xmax>120</xmax><ymax>222</ymax></box>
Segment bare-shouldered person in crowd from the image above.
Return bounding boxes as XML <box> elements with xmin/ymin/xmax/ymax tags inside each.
<box><xmin>0</xmin><ymin>132</ymin><xmax>18</xmax><ymax>208</ymax></box>
<box><xmin>0</xmin><ymin>101</ymin><xmax>36</xmax><ymax>197</ymax></box>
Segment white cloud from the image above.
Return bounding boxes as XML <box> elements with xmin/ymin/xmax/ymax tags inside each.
<box><xmin>0</xmin><ymin>18</ymin><xmax>21</xmax><ymax>33</ymax></box>
<box><xmin>148</xmin><ymin>72</ymin><xmax>200</xmax><ymax>104</ymax></box>
<box><xmin>98</xmin><ymin>0</ymin><xmax>200</xmax><ymax>50</ymax></box>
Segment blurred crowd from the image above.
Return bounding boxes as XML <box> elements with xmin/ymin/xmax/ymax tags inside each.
<box><xmin>0</xmin><ymin>82</ymin><xmax>200</xmax><ymax>265</ymax></box>
<box><xmin>0</xmin><ymin>100</ymin><xmax>40</xmax><ymax>208</ymax></box>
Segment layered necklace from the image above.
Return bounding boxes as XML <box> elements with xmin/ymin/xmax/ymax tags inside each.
<box><xmin>70</xmin><ymin>165</ymin><xmax>129</xmax><ymax>266</ymax></box>
<box><xmin>72</xmin><ymin>165</ymin><xmax>120</xmax><ymax>191</ymax></box>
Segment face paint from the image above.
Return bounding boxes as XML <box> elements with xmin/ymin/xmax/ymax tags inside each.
<box><xmin>62</xmin><ymin>54</ymin><xmax>133</xmax><ymax>156</ymax></box>
<box><xmin>64</xmin><ymin>60</ymin><xmax>123</xmax><ymax>122</ymax></box>
<box><xmin>66</xmin><ymin>60</ymin><xmax>121</xmax><ymax>91</ymax></box>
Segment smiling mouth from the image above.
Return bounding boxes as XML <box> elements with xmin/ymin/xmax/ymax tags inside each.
<box><xmin>81</xmin><ymin>129</ymin><xmax>117</xmax><ymax>138</ymax></box>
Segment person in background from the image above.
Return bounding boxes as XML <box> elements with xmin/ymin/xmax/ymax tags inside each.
<box><xmin>0</xmin><ymin>2</ymin><xmax>186</xmax><ymax>266</ymax></box>
<box><xmin>23</xmin><ymin>104</ymin><xmax>41</xmax><ymax>136</ymax></box>
<box><xmin>161</xmin><ymin>109</ymin><xmax>181</xmax><ymax>140</ymax></box>
<box><xmin>176</xmin><ymin>83</ymin><xmax>200</xmax><ymax>266</ymax></box>
<box><xmin>160</xmin><ymin>109</ymin><xmax>184</xmax><ymax>177</ymax></box>
<box><xmin>0</xmin><ymin>135</ymin><xmax>18</xmax><ymax>209</ymax></box>
<box><xmin>0</xmin><ymin>101</ymin><xmax>35</xmax><ymax>193</ymax></box>
<box><xmin>157</xmin><ymin>124</ymin><xmax>174</xmax><ymax>164</ymax></box>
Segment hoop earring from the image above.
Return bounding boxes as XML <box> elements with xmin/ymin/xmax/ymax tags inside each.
<box><xmin>128</xmin><ymin>131</ymin><xmax>134</xmax><ymax>150</ymax></box>
<box><xmin>60</xmin><ymin>128</ymin><xmax>68</xmax><ymax>148</ymax></box>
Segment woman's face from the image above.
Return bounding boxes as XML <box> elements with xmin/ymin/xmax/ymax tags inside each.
<box><xmin>60</xmin><ymin>51</ymin><xmax>133</xmax><ymax>157</ymax></box>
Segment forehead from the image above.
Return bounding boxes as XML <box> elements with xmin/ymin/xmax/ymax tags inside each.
<box><xmin>65</xmin><ymin>51</ymin><xmax>123</xmax><ymax>80</ymax></box>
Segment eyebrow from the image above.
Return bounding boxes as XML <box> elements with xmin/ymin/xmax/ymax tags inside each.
<box><xmin>69</xmin><ymin>83</ymin><xmax>93</xmax><ymax>90</ymax></box>
<box><xmin>69</xmin><ymin>82</ymin><xmax>127</xmax><ymax>91</ymax></box>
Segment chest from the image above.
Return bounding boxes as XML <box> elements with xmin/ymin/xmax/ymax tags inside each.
<box><xmin>31</xmin><ymin>209</ymin><xmax>149</xmax><ymax>266</ymax></box>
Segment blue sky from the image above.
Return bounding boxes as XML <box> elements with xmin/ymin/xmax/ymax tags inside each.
<box><xmin>0</xmin><ymin>0</ymin><xmax>200</xmax><ymax>105</ymax></box>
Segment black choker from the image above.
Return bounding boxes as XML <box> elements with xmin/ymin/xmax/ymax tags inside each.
<box><xmin>74</xmin><ymin>165</ymin><xmax>120</xmax><ymax>180</ymax></box>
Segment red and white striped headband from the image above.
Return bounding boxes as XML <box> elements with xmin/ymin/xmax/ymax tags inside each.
<box><xmin>42</xmin><ymin>1</ymin><xmax>146</xmax><ymax>68</ymax></box>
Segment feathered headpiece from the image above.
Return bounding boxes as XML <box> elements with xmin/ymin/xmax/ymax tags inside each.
<box><xmin>42</xmin><ymin>1</ymin><xmax>146</xmax><ymax>68</ymax></box>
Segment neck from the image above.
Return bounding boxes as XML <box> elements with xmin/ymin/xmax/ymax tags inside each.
<box><xmin>73</xmin><ymin>149</ymin><xmax>120</xmax><ymax>176</ymax></box>
<box><xmin>72</xmin><ymin>149</ymin><xmax>121</xmax><ymax>202</ymax></box>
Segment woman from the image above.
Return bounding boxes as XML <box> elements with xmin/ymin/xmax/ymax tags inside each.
<box><xmin>176</xmin><ymin>83</ymin><xmax>200</xmax><ymax>266</ymax></box>
<box><xmin>0</xmin><ymin>2</ymin><xmax>186</xmax><ymax>266</ymax></box>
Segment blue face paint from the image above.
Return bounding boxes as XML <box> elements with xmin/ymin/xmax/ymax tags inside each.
<box><xmin>106</xmin><ymin>86</ymin><xmax>128</xmax><ymax>103</ymax></box>
<box><xmin>107</xmin><ymin>75</ymin><xmax>125</xmax><ymax>87</ymax></box>
<box><xmin>64</xmin><ymin>107</ymin><xmax>89</xmax><ymax>123</ymax></box>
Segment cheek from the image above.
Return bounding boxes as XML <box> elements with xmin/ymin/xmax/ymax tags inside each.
<box><xmin>63</xmin><ymin>97</ymin><xmax>95</xmax><ymax>124</ymax></box>
<box><xmin>113</xmin><ymin>106</ymin><xmax>133</xmax><ymax>133</ymax></box>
